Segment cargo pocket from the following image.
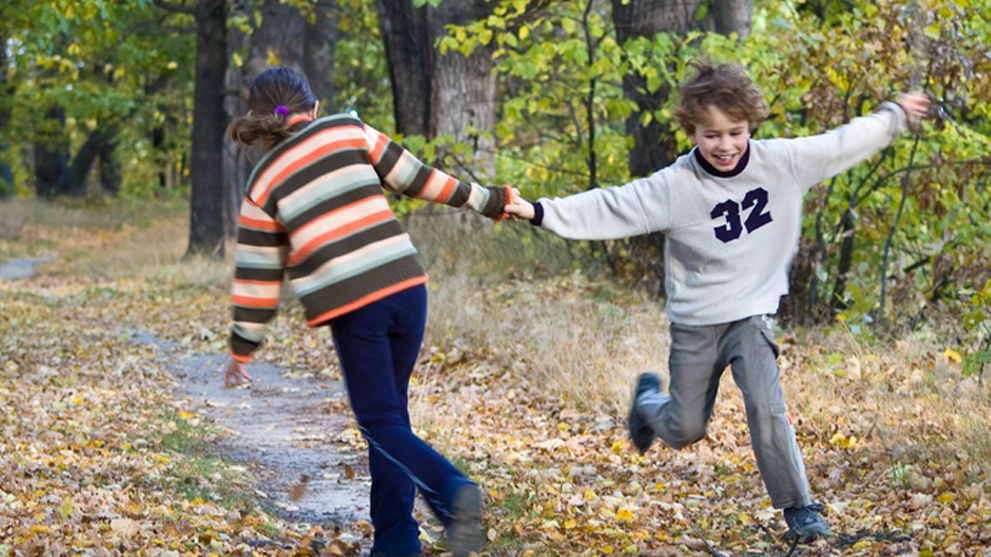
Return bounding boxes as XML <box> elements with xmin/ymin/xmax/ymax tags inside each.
<box><xmin>754</xmin><ymin>315</ymin><xmax>781</xmax><ymax>358</ymax></box>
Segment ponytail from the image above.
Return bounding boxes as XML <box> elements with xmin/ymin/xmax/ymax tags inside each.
<box><xmin>228</xmin><ymin>66</ymin><xmax>317</xmax><ymax>151</ymax></box>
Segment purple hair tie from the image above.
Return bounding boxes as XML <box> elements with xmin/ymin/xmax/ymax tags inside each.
<box><xmin>274</xmin><ymin>105</ymin><xmax>290</xmax><ymax>121</ymax></box>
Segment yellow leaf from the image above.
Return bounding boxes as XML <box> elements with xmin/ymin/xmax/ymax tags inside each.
<box><xmin>564</xmin><ymin>519</ymin><xmax>577</xmax><ymax>529</ymax></box>
<box><xmin>615</xmin><ymin>509</ymin><xmax>635</xmax><ymax>521</ymax></box>
<box><xmin>519</xmin><ymin>25</ymin><xmax>529</xmax><ymax>40</ymax></box>
<box><xmin>610</xmin><ymin>440</ymin><xmax>623</xmax><ymax>453</ymax></box>
<box><xmin>30</xmin><ymin>524</ymin><xmax>52</xmax><ymax>535</ymax></box>
<box><xmin>583</xmin><ymin>489</ymin><xmax>597</xmax><ymax>501</ymax></box>
<box><xmin>600</xmin><ymin>546</ymin><xmax>614</xmax><ymax>554</ymax></box>
<box><xmin>58</xmin><ymin>499</ymin><xmax>74</xmax><ymax>518</ymax></box>
<box><xmin>71</xmin><ymin>396</ymin><xmax>84</xmax><ymax>405</ymax></box>
<box><xmin>944</xmin><ymin>349</ymin><xmax>962</xmax><ymax>364</ymax></box>
<box><xmin>937</xmin><ymin>492</ymin><xmax>954</xmax><ymax>504</ymax></box>
<box><xmin>179</xmin><ymin>411</ymin><xmax>195</xmax><ymax>419</ymax></box>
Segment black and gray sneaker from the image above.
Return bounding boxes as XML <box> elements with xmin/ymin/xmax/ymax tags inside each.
<box><xmin>784</xmin><ymin>502</ymin><xmax>831</xmax><ymax>542</ymax></box>
<box><xmin>448</xmin><ymin>483</ymin><xmax>484</xmax><ymax>557</ymax></box>
<box><xmin>628</xmin><ymin>372</ymin><xmax>661</xmax><ymax>454</ymax></box>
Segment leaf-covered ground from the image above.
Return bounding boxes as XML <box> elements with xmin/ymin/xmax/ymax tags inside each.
<box><xmin>1</xmin><ymin>200</ymin><xmax>989</xmax><ymax>556</ymax></box>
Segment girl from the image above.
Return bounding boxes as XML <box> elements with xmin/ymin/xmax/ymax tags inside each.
<box><xmin>224</xmin><ymin>66</ymin><xmax>510</xmax><ymax>557</ymax></box>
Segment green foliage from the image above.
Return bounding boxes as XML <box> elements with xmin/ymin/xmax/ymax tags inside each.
<box><xmin>333</xmin><ymin>0</ymin><xmax>395</xmax><ymax>131</ymax></box>
<box><xmin>441</xmin><ymin>0</ymin><xmax>639</xmax><ymax>201</ymax></box>
<box><xmin>1</xmin><ymin>0</ymin><xmax>194</xmax><ymax>197</ymax></box>
<box><xmin>438</xmin><ymin>0</ymin><xmax>991</xmax><ymax>337</ymax></box>
<box><xmin>962</xmin><ymin>280</ymin><xmax>991</xmax><ymax>380</ymax></box>
<box><xmin>3</xmin><ymin>0</ymin><xmax>988</xmax><ymax>343</ymax></box>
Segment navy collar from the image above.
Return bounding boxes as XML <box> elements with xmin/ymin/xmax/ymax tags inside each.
<box><xmin>693</xmin><ymin>142</ymin><xmax>750</xmax><ymax>178</ymax></box>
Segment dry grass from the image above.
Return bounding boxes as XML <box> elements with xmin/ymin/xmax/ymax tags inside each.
<box><xmin>406</xmin><ymin>212</ymin><xmax>669</xmax><ymax>415</ymax></box>
<box><xmin>0</xmin><ymin>197</ymin><xmax>230</xmax><ymax>289</ymax></box>
<box><xmin>6</xmin><ymin>198</ymin><xmax>989</xmax><ymax>477</ymax></box>
<box><xmin>406</xmin><ymin>211</ymin><xmax>991</xmax><ymax>477</ymax></box>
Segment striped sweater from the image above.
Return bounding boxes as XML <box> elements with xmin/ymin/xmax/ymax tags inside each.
<box><xmin>230</xmin><ymin>114</ymin><xmax>510</xmax><ymax>361</ymax></box>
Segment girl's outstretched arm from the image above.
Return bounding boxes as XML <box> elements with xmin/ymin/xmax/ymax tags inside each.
<box><xmin>363</xmin><ymin>123</ymin><xmax>510</xmax><ymax>219</ymax></box>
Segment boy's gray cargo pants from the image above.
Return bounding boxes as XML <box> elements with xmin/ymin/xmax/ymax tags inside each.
<box><xmin>636</xmin><ymin>314</ymin><xmax>813</xmax><ymax>509</ymax></box>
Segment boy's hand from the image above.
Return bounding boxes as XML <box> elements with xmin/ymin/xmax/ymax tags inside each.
<box><xmin>505</xmin><ymin>188</ymin><xmax>535</xmax><ymax>220</ymax></box>
<box><xmin>897</xmin><ymin>92</ymin><xmax>929</xmax><ymax>125</ymax></box>
<box><xmin>224</xmin><ymin>358</ymin><xmax>252</xmax><ymax>388</ymax></box>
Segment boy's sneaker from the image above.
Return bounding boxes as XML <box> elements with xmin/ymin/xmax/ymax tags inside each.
<box><xmin>784</xmin><ymin>502</ymin><xmax>831</xmax><ymax>542</ymax></box>
<box><xmin>448</xmin><ymin>483</ymin><xmax>484</xmax><ymax>557</ymax></box>
<box><xmin>628</xmin><ymin>372</ymin><xmax>661</xmax><ymax>454</ymax></box>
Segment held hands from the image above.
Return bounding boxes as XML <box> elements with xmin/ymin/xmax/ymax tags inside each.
<box><xmin>504</xmin><ymin>187</ymin><xmax>535</xmax><ymax>220</ymax></box>
<box><xmin>224</xmin><ymin>358</ymin><xmax>252</xmax><ymax>388</ymax></box>
<box><xmin>897</xmin><ymin>92</ymin><xmax>930</xmax><ymax>125</ymax></box>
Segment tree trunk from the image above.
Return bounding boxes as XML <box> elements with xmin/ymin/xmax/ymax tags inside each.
<box><xmin>0</xmin><ymin>32</ymin><xmax>12</xmax><ymax>196</ymax></box>
<box><xmin>304</xmin><ymin>0</ymin><xmax>337</xmax><ymax>110</ymax></box>
<box><xmin>224</xmin><ymin>0</ymin><xmax>310</xmax><ymax>239</ymax></box>
<box><xmin>704</xmin><ymin>0</ymin><xmax>752</xmax><ymax>35</ymax></box>
<box><xmin>831</xmin><ymin>208</ymin><xmax>856</xmax><ymax>311</ymax></box>
<box><xmin>34</xmin><ymin>107</ymin><xmax>70</xmax><ymax>199</ymax></box>
<box><xmin>431</xmin><ymin>46</ymin><xmax>497</xmax><ymax>178</ymax></box>
<box><xmin>611</xmin><ymin>0</ymin><xmax>702</xmax><ymax>176</ymax></box>
<box><xmin>375</xmin><ymin>0</ymin><xmax>432</xmax><ymax>136</ymax></box>
<box><xmin>243</xmin><ymin>0</ymin><xmax>306</xmax><ymax>77</ymax></box>
<box><xmin>376</xmin><ymin>0</ymin><xmax>498</xmax><ymax>179</ymax></box>
<box><xmin>187</xmin><ymin>0</ymin><xmax>228</xmax><ymax>257</ymax></box>
<box><xmin>67</xmin><ymin>126</ymin><xmax>119</xmax><ymax>196</ymax></box>
<box><xmin>99</xmin><ymin>132</ymin><xmax>121</xmax><ymax>196</ymax></box>
<box><xmin>223</xmin><ymin>7</ymin><xmax>250</xmax><ymax>240</ymax></box>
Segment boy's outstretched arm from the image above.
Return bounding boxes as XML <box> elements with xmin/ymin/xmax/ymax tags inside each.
<box><xmin>897</xmin><ymin>91</ymin><xmax>930</xmax><ymax>126</ymax></box>
<box><xmin>779</xmin><ymin>91</ymin><xmax>930</xmax><ymax>190</ymax></box>
<box><xmin>505</xmin><ymin>190</ymin><xmax>535</xmax><ymax>220</ymax></box>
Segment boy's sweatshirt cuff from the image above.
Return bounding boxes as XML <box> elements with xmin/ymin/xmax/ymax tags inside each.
<box><xmin>879</xmin><ymin>101</ymin><xmax>909</xmax><ymax>133</ymax></box>
<box><xmin>530</xmin><ymin>201</ymin><xmax>544</xmax><ymax>226</ymax></box>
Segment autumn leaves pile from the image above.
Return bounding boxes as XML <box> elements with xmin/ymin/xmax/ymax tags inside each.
<box><xmin>1</xmin><ymin>200</ymin><xmax>989</xmax><ymax>556</ymax></box>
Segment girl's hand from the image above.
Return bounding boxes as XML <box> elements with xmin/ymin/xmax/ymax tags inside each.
<box><xmin>224</xmin><ymin>358</ymin><xmax>252</xmax><ymax>388</ymax></box>
<box><xmin>897</xmin><ymin>92</ymin><xmax>929</xmax><ymax>124</ymax></box>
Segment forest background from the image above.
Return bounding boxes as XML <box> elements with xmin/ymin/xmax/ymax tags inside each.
<box><xmin>1</xmin><ymin>0</ymin><xmax>991</xmax><ymax>555</ymax></box>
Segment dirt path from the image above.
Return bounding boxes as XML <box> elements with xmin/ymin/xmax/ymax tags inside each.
<box><xmin>4</xmin><ymin>256</ymin><xmax>373</xmax><ymax>545</ymax></box>
<box><xmin>0</xmin><ymin>256</ymin><xmax>53</xmax><ymax>280</ymax></box>
<box><xmin>131</xmin><ymin>330</ymin><xmax>372</xmax><ymax>527</ymax></box>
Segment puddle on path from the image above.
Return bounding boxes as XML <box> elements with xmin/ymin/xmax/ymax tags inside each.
<box><xmin>0</xmin><ymin>256</ymin><xmax>54</xmax><ymax>280</ymax></box>
<box><xmin>129</xmin><ymin>330</ymin><xmax>371</xmax><ymax>527</ymax></box>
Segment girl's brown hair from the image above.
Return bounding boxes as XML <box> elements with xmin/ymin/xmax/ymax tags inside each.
<box><xmin>227</xmin><ymin>66</ymin><xmax>318</xmax><ymax>151</ymax></box>
<box><xmin>672</xmin><ymin>60</ymin><xmax>768</xmax><ymax>134</ymax></box>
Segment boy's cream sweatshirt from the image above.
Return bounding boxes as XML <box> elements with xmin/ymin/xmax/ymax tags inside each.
<box><xmin>534</xmin><ymin>102</ymin><xmax>908</xmax><ymax>326</ymax></box>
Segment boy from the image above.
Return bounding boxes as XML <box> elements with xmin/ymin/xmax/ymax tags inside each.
<box><xmin>504</xmin><ymin>60</ymin><xmax>929</xmax><ymax>542</ymax></box>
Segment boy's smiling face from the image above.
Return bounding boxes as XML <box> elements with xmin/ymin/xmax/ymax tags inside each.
<box><xmin>689</xmin><ymin>105</ymin><xmax>750</xmax><ymax>172</ymax></box>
